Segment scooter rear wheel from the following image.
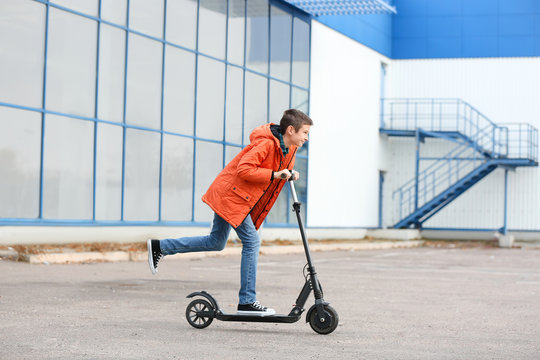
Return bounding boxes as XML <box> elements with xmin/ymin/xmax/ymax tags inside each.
<box><xmin>308</xmin><ymin>305</ymin><xmax>339</xmax><ymax>335</ymax></box>
<box><xmin>186</xmin><ymin>299</ymin><xmax>214</xmax><ymax>329</ymax></box>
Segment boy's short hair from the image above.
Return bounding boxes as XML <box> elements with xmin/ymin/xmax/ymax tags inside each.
<box><xmin>280</xmin><ymin>109</ymin><xmax>313</xmax><ymax>134</ymax></box>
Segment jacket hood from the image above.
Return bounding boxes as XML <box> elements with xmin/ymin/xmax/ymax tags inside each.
<box><xmin>249</xmin><ymin>123</ymin><xmax>280</xmax><ymax>146</ymax></box>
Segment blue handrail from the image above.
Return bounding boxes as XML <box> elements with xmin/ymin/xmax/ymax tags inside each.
<box><xmin>497</xmin><ymin>123</ymin><xmax>539</xmax><ymax>162</ymax></box>
<box><xmin>383</xmin><ymin>98</ymin><xmax>539</xmax><ymax>225</ymax></box>
<box><xmin>381</xmin><ymin>98</ymin><xmax>511</xmax><ymax>158</ymax></box>
<box><xmin>392</xmin><ymin>142</ymin><xmax>483</xmax><ymax>220</ymax></box>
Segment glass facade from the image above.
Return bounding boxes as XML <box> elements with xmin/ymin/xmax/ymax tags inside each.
<box><xmin>0</xmin><ymin>0</ymin><xmax>310</xmax><ymax>226</ymax></box>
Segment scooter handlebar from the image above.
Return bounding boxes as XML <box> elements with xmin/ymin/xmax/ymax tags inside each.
<box><xmin>279</xmin><ymin>170</ymin><xmax>296</xmax><ymax>181</ymax></box>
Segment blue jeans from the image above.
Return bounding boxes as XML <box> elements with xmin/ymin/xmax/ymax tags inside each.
<box><xmin>160</xmin><ymin>213</ymin><xmax>261</xmax><ymax>305</ymax></box>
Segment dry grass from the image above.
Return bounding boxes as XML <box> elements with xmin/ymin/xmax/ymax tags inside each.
<box><xmin>422</xmin><ymin>239</ymin><xmax>500</xmax><ymax>249</ymax></box>
<box><xmin>4</xmin><ymin>242</ymin><xmax>147</xmax><ymax>255</ymax></box>
<box><xmin>0</xmin><ymin>238</ymin><xmax>504</xmax><ymax>259</ymax></box>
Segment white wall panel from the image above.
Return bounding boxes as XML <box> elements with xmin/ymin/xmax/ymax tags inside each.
<box><xmin>508</xmin><ymin>168</ymin><xmax>540</xmax><ymax>230</ymax></box>
<box><xmin>387</xmin><ymin>58</ymin><xmax>540</xmax><ymax>230</ymax></box>
<box><xmin>382</xmin><ymin>137</ymin><xmax>416</xmax><ymax>227</ymax></box>
<box><xmin>308</xmin><ymin>21</ymin><xmax>389</xmax><ymax>227</ymax></box>
<box><xmin>388</xmin><ymin>58</ymin><xmax>540</xmax><ymax>127</ymax></box>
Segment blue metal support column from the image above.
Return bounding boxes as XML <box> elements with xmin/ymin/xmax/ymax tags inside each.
<box><xmin>120</xmin><ymin>0</ymin><xmax>131</xmax><ymax>221</ymax></box>
<box><xmin>158</xmin><ymin>0</ymin><xmax>168</xmax><ymax>222</ymax></box>
<box><xmin>378</xmin><ymin>171</ymin><xmax>384</xmax><ymax>228</ymax></box>
<box><xmin>38</xmin><ymin>1</ymin><xmax>51</xmax><ymax>220</ymax></box>
<box><xmin>92</xmin><ymin>0</ymin><xmax>103</xmax><ymax>221</ymax></box>
<box><xmin>414</xmin><ymin>129</ymin><xmax>420</xmax><ymax>213</ymax></box>
<box><xmin>502</xmin><ymin>169</ymin><xmax>509</xmax><ymax>235</ymax></box>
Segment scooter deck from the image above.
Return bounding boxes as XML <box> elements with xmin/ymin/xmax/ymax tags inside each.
<box><xmin>215</xmin><ymin>311</ymin><xmax>301</xmax><ymax>324</ymax></box>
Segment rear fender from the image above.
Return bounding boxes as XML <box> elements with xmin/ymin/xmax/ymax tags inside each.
<box><xmin>187</xmin><ymin>291</ymin><xmax>220</xmax><ymax>311</ymax></box>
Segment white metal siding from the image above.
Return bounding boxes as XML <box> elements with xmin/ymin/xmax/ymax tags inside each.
<box><xmin>382</xmin><ymin>136</ymin><xmax>416</xmax><ymax>227</ymax></box>
<box><xmin>508</xmin><ymin>168</ymin><xmax>540</xmax><ymax>230</ymax></box>
<box><xmin>388</xmin><ymin>58</ymin><xmax>540</xmax><ymax>126</ymax></box>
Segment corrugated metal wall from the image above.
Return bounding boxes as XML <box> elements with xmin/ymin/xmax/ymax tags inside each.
<box><xmin>386</xmin><ymin>58</ymin><xmax>540</xmax><ymax>230</ymax></box>
<box><xmin>388</xmin><ymin>58</ymin><xmax>540</xmax><ymax>125</ymax></box>
<box><xmin>381</xmin><ymin>137</ymin><xmax>416</xmax><ymax>227</ymax></box>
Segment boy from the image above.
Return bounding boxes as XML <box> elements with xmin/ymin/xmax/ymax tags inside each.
<box><xmin>147</xmin><ymin>109</ymin><xmax>312</xmax><ymax>315</ymax></box>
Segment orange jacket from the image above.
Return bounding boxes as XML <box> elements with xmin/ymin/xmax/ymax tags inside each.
<box><xmin>202</xmin><ymin>123</ymin><xmax>297</xmax><ymax>229</ymax></box>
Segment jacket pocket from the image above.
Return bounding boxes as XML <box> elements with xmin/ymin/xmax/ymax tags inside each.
<box><xmin>231</xmin><ymin>185</ymin><xmax>251</xmax><ymax>202</ymax></box>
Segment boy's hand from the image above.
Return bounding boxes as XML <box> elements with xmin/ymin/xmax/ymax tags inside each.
<box><xmin>275</xmin><ymin>170</ymin><xmax>300</xmax><ymax>181</ymax></box>
<box><xmin>275</xmin><ymin>169</ymin><xmax>291</xmax><ymax>180</ymax></box>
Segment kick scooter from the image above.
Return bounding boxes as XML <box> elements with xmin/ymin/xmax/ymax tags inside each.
<box><xmin>185</xmin><ymin>171</ymin><xmax>339</xmax><ymax>334</ymax></box>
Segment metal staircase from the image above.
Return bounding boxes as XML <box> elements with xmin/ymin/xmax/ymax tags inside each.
<box><xmin>380</xmin><ymin>99</ymin><xmax>538</xmax><ymax>229</ymax></box>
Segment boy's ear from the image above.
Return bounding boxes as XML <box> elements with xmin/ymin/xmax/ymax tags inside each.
<box><xmin>286</xmin><ymin>125</ymin><xmax>295</xmax><ymax>135</ymax></box>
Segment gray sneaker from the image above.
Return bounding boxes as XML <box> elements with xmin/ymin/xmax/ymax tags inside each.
<box><xmin>147</xmin><ymin>239</ymin><xmax>163</xmax><ymax>275</ymax></box>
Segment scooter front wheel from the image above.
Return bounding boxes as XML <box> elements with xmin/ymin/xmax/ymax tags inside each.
<box><xmin>186</xmin><ymin>299</ymin><xmax>214</xmax><ymax>329</ymax></box>
<box><xmin>308</xmin><ymin>304</ymin><xmax>339</xmax><ymax>335</ymax></box>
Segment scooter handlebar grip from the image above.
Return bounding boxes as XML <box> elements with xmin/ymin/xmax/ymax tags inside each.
<box><xmin>279</xmin><ymin>170</ymin><xmax>295</xmax><ymax>180</ymax></box>
<box><xmin>288</xmin><ymin>170</ymin><xmax>296</xmax><ymax>181</ymax></box>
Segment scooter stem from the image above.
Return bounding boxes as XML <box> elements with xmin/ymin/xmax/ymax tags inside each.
<box><xmin>288</xmin><ymin>172</ymin><xmax>324</xmax><ymax>301</ymax></box>
<box><xmin>289</xmin><ymin>177</ymin><xmax>299</xmax><ymax>204</ymax></box>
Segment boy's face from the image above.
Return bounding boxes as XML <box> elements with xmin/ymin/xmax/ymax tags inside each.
<box><xmin>286</xmin><ymin>124</ymin><xmax>311</xmax><ymax>147</ymax></box>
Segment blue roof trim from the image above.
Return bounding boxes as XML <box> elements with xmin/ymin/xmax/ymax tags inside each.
<box><xmin>289</xmin><ymin>0</ymin><xmax>540</xmax><ymax>59</ymax></box>
<box><xmin>283</xmin><ymin>0</ymin><xmax>396</xmax><ymax>16</ymax></box>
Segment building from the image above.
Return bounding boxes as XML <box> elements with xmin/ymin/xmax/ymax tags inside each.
<box><xmin>1</xmin><ymin>0</ymin><xmax>540</xmax><ymax>244</ymax></box>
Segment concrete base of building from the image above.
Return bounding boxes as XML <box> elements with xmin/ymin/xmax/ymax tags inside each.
<box><xmin>0</xmin><ymin>225</ymin><xmax>368</xmax><ymax>246</ymax></box>
<box><xmin>0</xmin><ymin>226</ymin><xmax>214</xmax><ymax>246</ymax></box>
<box><xmin>495</xmin><ymin>233</ymin><xmax>515</xmax><ymax>248</ymax></box>
<box><xmin>13</xmin><ymin>240</ymin><xmax>425</xmax><ymax>264</ymax></box>
<box><xmin>366</xmin><ymin>229</ymin><xmax>421</xmax><ymax>240</ymax></box>
<box><xmin>2</xmin><ymin>226</ymin><xmax>538</xmax><ymax>248</ymax></box>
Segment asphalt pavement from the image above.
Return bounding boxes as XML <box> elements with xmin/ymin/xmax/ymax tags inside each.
<box><xmin>1</xmin><ymin>247</ymin><xmax>540</xmax><ymax>359</ymax></box>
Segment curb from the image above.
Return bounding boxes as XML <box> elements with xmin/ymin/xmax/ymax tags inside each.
<box><xmin>10</xmin><ymin>241</ymin><xmax>425</xmax><ymax>265</ymax></box>
<box><xmin>22</xmin><ymin>251</ymin><xmax>130</xmax><ymax>264</ymax></box>
<box><xmin>0</xmin><ymin>248</ymin><xmax>18</xmax><ymax>261</ymax></box>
